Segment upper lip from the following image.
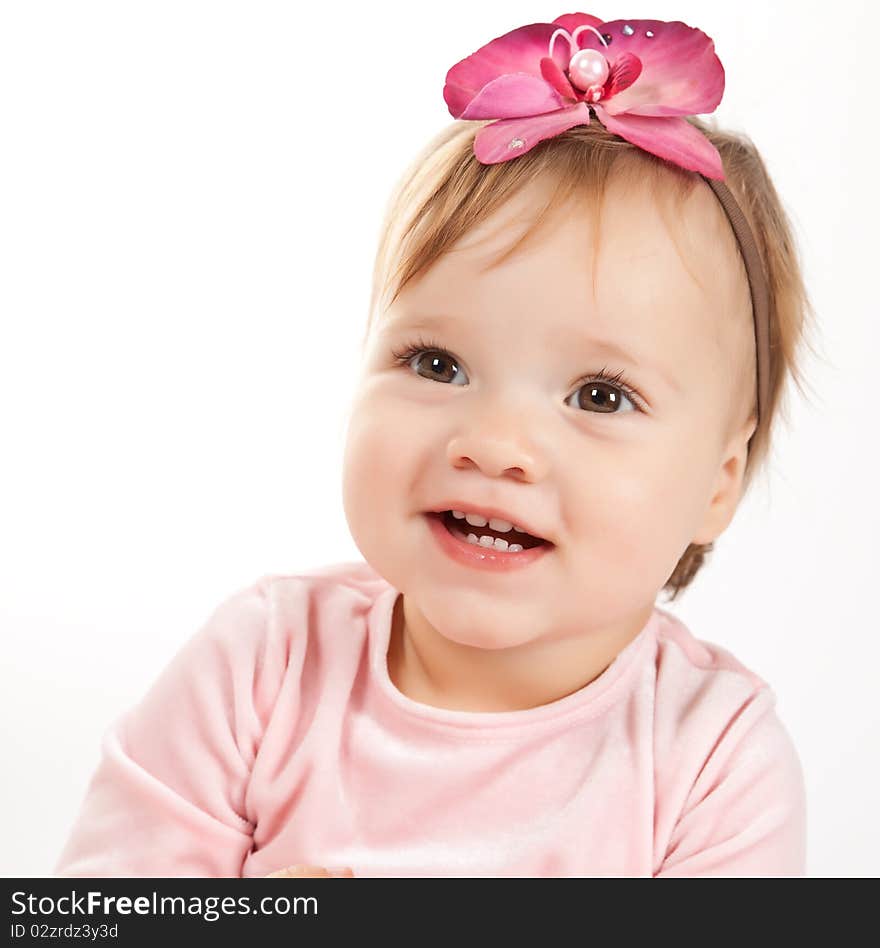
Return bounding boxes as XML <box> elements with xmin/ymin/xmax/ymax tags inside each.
<box><xmin>427</xmin><ymin>502</ymin><xmax>555</xmax><ymax>545</ymax></box>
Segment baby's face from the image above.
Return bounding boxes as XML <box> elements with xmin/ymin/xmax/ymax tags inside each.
<box><xmin>342</xmin><ymin>174</ymin><xmax>754</xmax><ymax>649</ymax></box>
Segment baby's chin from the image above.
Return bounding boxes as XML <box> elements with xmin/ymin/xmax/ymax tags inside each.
<box><xmin>413</xmin><ymin>591</ymin><xmax>558</xmax><ymax>652</ymax></box>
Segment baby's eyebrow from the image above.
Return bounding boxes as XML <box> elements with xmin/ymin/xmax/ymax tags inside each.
<box><xmin>381</xmin><ymin>312</ymin><xmax>681</xmax><ymax>395</ymax></box>
<box><xmin>379</xmin><ymin>311</ymin><xmax>465</xmax><ymax>336</ymax></box>
<box><xmin>546</xmin><ymin>332</ymin><xmax>683</xmax><ymax>396</ymax></box>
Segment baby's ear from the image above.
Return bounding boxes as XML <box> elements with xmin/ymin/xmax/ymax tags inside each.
<box><xmin>740</xmin><ymin>413</ymin><xmax>758</xmax><ymax>458</ymax></box>
<box><xmin>692</xmin><ymin>420</ymin><xmax>754</xmax><ymax>545</ymax></box>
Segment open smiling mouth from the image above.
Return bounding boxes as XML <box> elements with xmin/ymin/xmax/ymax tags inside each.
<box><xmin>434</xmin><ymin>510</ymin><xmax>547</xmax><ymax>550</ymax></box>
<box><xmin>424</xmin><ymin>511</ymin><xmax>553</xmax><ymax>571</ymax></box>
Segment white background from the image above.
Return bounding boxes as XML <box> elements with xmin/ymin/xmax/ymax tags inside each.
<box><xmin>1</xmin><ymin>0</ymin><xmax>877</xmax><ymax>878</ymax></box>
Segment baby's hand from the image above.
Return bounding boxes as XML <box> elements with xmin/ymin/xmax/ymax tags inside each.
<box><xmin>264</xmin><ymin>865</ymin><xmax>354</xmax><ymax>878</ymax></box>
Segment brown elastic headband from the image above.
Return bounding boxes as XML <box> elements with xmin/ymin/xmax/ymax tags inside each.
<box><xmin>700</xmin><ymin>176</ymin><xmax>771</xmax><ymax>440</ymax></box>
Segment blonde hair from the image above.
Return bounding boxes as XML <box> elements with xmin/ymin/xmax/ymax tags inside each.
<box><xmin>364</xmin><ymin>116</ymin><xmax>821</xmax><ymax>600</ymax></box>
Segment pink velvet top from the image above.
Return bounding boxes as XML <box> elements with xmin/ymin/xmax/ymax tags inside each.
<box><xmin>54</xmin><ymin>560</ymin><xmax>807</xmax><ymax>877</ymax></box>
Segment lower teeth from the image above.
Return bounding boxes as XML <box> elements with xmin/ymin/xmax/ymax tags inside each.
<box><xmin>448</xmin><ymin>524</ymin><xmax>525</xmax><ymax>553</ymax></box>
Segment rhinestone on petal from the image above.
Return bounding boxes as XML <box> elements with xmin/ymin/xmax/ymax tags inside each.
<box><xmin>646</xmin><ymin>29</ymin><xmax>654</xmax><ymax>38</ymax></box>
<box><xmin>508</xmin><ymin>137</ymin><xmax>524</xmax><ymax>150</ymax></box>
<box><xmin>622</xmin><ymin>24</ymin><xmax>634</xmax><ymax>36</ymax></box>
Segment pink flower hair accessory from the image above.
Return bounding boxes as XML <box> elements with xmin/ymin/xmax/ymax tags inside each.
<box><xmin>442</xmin><ymin>12</ymin><xmax>770</xmax><ymax>434</ymax></box>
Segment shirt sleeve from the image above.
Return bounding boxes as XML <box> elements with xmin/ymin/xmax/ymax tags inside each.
<box><xmin>54</xmin><ymin>577</ymin><xmax>281</xmax><ymax>877</ymax></box>
<box><xmin>654</xmin><ymin>685</ymin><xmax>807</xmax><ymax>877</ymax></box>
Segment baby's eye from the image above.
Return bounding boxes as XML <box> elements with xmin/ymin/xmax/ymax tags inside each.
<box><xmin>566</xmin><ymin>377</ymin><xmax>639</xmax><ymax>414</ymax></box>
<box><xmin>392</xmin><ymin>343</ymin><xmax>467</xmax><ymax>385</ymax></box>
<box><xmin>391</xmin><ymin>342</ymin><xmax>643</xmax><ymax>414</ymax></box>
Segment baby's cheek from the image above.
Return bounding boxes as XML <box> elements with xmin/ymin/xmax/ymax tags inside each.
<box><xmin>344</xmin><ymin>407</ymin><xmax>408</xmax><ymax>504</ymax></box>
<box><xmin>575</xmin><ymin>463</ymin><xmax>691</xmax><ymax>597</ymax></box>
<box><xmin>341</xmin><ymin>398</ymin><xmax>420</xmax><ymax>576</ymax></box>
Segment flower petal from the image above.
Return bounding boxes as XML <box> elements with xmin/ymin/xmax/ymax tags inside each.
<box><xmin>444</xmin><ymin>22</ymin><xmax>571</xmax><ymax>118</ymax></box>
<box><xmin>551</xmin><ymin>13</ymin><xmax>605</xmax><ymax>35</ymax></box>
<box><xmin>473</xmin><ymin>102</ymin><xmax>591</xmax><ymax>165</ymax></box>
<box><xmin>460</xmin><ymin>74</ymin><xmax>566</xmax><ymax>120</ymax></box>
<box><xmin>575</xmin><ymin>19</ymin><xmax>725</xmax><ymax>117</ymax></box>
<box><xmin>604</xmin><ymin>52</ymin><xmax>642</xmax><ymax>98</ymax></box>
<box><xmin>540</xmin><ymin>56</ymin><xmax>577</xmax><ymax>100</ymax></box>
<box><xmin>591</xmin><ymin>104</ymin><xmax>724</xmax><ymax>179</ymax></box>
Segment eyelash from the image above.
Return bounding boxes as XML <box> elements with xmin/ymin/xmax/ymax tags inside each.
<box><xmin>389</xmin><ymin>335</ymin><xmax>647</xmax><ymax>412</ymax></box>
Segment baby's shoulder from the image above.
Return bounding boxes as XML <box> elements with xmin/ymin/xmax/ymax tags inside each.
<box><xmin>192</xmin><ymin>559</ymin><xmax>387</xmax><ymax>650</ymax></box>
<box><xmin>649</xmin><ymin>607</ymin><xmax>803</xmax><ymax>840</ymax></box>
<box><xmin>256</xmin><ymin>559</ymin><xmax>391</xmax><ymax>616</ymax></box>
<box><xmin>650</xmin><ymin>605</ymin><xmax>779</xmax><ymax>749</ymax></box>
<box><xmin>652</xmin><ymin>605</ymin><xmax>769</xmax><ymax>695</ymax></box>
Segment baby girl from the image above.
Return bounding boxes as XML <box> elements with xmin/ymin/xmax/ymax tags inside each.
<box><xmin>55</xmin><ymin>12</ymin><xmax>813</xmax><ymax>877</ymax></box>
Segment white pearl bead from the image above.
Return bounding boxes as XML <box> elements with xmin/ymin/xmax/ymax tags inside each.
<box><xmin>567</xmin><ymin>48</ymin><xmax>609</xmax><ymax>93</ymax></box>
